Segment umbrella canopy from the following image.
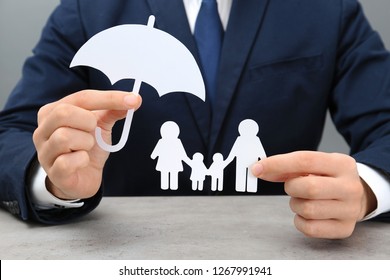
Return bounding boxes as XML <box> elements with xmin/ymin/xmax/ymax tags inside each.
<box><xmin>71</xmin><ymin>16</ymin><xmax>205</xmax><ymax>100</ymax></box>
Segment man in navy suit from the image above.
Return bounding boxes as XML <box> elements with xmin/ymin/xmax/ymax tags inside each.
<box><xmin>1</xmin><ymin>0</ymin><xmax>390</xmax><ymax>239</ymax></box>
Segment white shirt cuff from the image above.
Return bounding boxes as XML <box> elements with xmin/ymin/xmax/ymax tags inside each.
<box><xmin>356</xmin><ymin>163</ymin><xmax>390</xmax><ymax>220</ymax></box>
<box><xmin>30</xmin><ymin>164</ymin><xmax>84</xmax><ymax>210</ymax></box>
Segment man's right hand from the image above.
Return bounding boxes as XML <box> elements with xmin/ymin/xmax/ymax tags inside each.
<box><xmin>32</xmin><ymin>90</ymin><xmax>142</xmax><ymax>200</ymax></box>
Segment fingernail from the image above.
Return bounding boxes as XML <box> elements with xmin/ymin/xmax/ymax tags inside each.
<box><xmin>252</xmin><ymin>162</ymin><xmax>264</xmax><ymax>176</ymax></box>
<box><xmin>124</xmin><ymin>94</ymin><xmax>139</xmax><ymax>107</ymax></box>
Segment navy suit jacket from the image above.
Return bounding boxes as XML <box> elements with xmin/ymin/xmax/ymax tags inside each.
<box><xmin>1</xmin><ymin>0</ymin><xmax>390</xmax><ymax>223</ymax></box>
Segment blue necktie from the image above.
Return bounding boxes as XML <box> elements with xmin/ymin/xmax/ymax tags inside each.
<box><xmin>194</xmin><ymin>0</ymin><xmax>223</xmax><ymax>107</ymax></box>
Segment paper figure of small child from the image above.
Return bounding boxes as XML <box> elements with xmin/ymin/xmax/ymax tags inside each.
<box><xmin>188</xmin><ymin>152</ymin><xmax>208</xmax><ymax>191</ymax></box>
<box><xmin>208</xmin><ymin>153</ymin><xmax>228</xmax><ymax>192</ymax></box>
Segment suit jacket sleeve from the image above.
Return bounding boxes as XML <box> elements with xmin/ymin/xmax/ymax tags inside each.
<box><xmin>332</xmin><ymin>0</ymin><xmax>390</xmax><ymax>220</ymax></box>
<box><xmin>0</xmin><ymin>0</ymin><xmax>102</xmax><ymax>224</ymax></box>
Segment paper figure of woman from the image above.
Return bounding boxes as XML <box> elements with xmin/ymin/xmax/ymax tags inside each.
<box><xmin>151</xmin><ymin>121</ymin><xmax>190</xmax><ymax>190</ymax></box>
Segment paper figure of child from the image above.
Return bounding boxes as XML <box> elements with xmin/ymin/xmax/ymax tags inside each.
<box><xmin>151</xmin><ymin>121</ymin><xmax>191</xmax><ymax>190</ymax></box>
<box><xmin>189</xmin><ymin>153</ymin><xmax>208</xmax><ymax>191</ymax></box>
<box><xmin>225</xmin><ymin>119</ymin><xmax>267</xmax><ymax>193</ymax></box>
<box><xmin>208</xmin><ymin>153</ymin><xmax>228</xmax><ymax>192</ymax></box>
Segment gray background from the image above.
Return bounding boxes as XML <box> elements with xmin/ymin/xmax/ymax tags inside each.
<box><xmin>0</xmin><ymin>0</ymin><xmax>389</xmax><ymax>153</ymax></box>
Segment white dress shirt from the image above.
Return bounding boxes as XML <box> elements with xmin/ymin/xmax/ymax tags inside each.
<box><xmin>31</xmin><ymin>0</ymin><xmax>390</xmax><ymax>219</ymax></box>
<box><xmin>183</xmin><ymin>0</ymin><xmax>232</xmax><ymax>32</ymax></box>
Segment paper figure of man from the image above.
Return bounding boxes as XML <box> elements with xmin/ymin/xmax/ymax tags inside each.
<box><xmin>225</xmin><ymin>119</ymin><xmax>267</xmax><ymax>193</ymax></box>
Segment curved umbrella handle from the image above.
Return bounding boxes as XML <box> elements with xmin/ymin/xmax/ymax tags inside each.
<box><xmin>95</xmin><ymin>109</ymin><xmax>135</xmax><ymax>153</ymax></box>
<box><xmin>95</xmin><ymin>79</ymin><xmax>141</xmax><ymax>152</ymax></box>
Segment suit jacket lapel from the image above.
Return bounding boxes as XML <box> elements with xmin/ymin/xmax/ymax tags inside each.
<box><xmin>209</xmin><ymin>0</ymin><xmax>270</xmax><ymax>152</ymax></box>
<box><xmin>147</xmin><ymin>0</ymin><xmax>211</xmax><ymax>148</ymax></box>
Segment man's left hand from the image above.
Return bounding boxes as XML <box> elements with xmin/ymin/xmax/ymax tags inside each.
<box><xmin>252</xmin><ymin>151</ymin><xmax>377</xmax><ymax>239</ymax></box>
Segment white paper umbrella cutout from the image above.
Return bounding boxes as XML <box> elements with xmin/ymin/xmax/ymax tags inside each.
<box><xmin>70</xmin><ymin>16</ymin><xmax>205</xmax><ymax>152</ymax></box>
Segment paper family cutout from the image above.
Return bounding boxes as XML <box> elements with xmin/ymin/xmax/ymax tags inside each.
<box><xmin>151</xmin><ymin>119</ymin><xmax>267</xmax><ymax>193</ymax></box>
<box><xmin>70</xmin><ymin>15</ymin><xmax>268</xmax><ymax>192</ymax></box>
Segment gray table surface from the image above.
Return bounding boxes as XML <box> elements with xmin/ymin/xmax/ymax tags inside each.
<box><xmin>0</xmin><ymin>196</ymin><xmax>389</xmax><ymax>260</ymax></box>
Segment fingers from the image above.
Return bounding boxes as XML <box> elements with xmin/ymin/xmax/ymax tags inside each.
<box><xmin>34</xmin><ymin>89</ymin><xmax>142</xmax><ymax>145</ymax></box>
<box><xmin>36</xmin><ymin>104</ymin><xmax>97</xmax><ymax>142</ymax></box>
<box><xmin>47</xmin><ymin>151</ymin><xmax>100</xmax><ymax>199</ymax></box>
<box><xmin>50</xmin><ymin>150</ymin><xmax>90</xmax><ymax>182</ymax></box>
<box><xmin>293</xmin><ymin>214</ymin><xmax>356</xmax><ymax>239</ymax></box>
<box><xmin>39</xmin><ymin>90</ymin><xmax>141</xmax><ymax>118</ymax></box>
<box><xmin>285</xmin><ymin>175</ymin><xmax>357</xmax><ymax>200</ymax></box>
<box><xmin>37</xmin><ymin>127</ymin><xmax>95</xmax><ymax>168</ymax></box>
<box><xmin>35</xmin><ymin>90</ymin><xmax>141</xmax><ymax>143</ymax></box>
<box><xmin>286</xmin><ymin>174</ymin><xmax>362</xmax><ymax>238</ymax></box>
<box><xmin>289</xmin><ymin>195</ymin><xmax>360</xmax><ymax>239</ymax></box>
<box><xmin>252</xmin><ymin>151</ymin><xmax>357</xmax><ymax>181</ymax></box>
<box><xmin>290</xmin><ymin>195</ymin><xmax>359</xmax><ymax>239</ymax></box>
<box><xmin>289</xmin><ymin>197</ymin><xmax>359</xmax><ymax>221</ymax></box>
